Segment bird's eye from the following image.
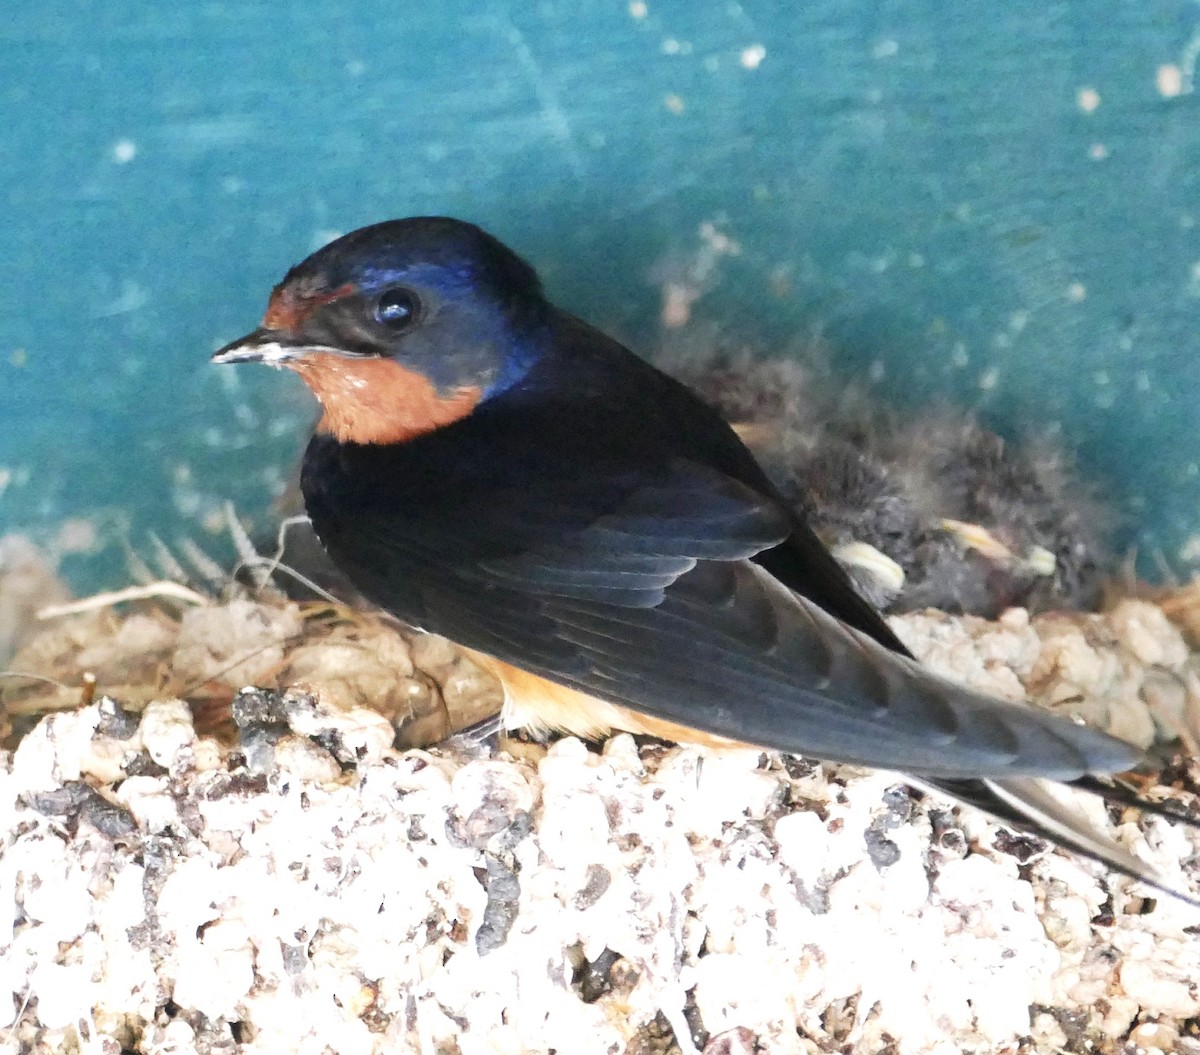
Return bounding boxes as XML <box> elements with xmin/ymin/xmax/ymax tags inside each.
<box><xmin>374</xmin><ymin>287</ymin><xmax>420</xmax><ymax>330</ymax></box>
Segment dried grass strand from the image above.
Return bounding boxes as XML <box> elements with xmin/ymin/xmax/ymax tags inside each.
<box><xmin>37</xmin><ymin>582</ymin><xmax>210</xmax><ymax>620</ymax></box>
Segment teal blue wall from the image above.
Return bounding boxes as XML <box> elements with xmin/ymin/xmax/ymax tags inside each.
<box><xmin>3</xmin><ymin>2</ymin><xmax>1199</xmax><ymax>585</ymax></box>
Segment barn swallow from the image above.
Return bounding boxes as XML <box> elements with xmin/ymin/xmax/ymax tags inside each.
<box><xmin>214</xmin><ymin>217</ymin><xmax>1195</xmax><ymax>902</ymax></box>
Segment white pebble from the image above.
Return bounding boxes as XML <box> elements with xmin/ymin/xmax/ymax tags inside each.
<box><xmin>139</xmin><ymin>699</ymin><xmax>195</xmax><ymax>769</ymax></box>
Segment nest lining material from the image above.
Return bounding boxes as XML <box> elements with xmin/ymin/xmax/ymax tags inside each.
<box><xmin>2</xmin><ymin>582</ymin><xmax>1200</xmax><ymax>1055</ymax></box>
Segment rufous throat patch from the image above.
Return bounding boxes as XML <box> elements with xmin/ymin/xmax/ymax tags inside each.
<box><xmin>288</xmin><ymin>353</ymin><xmax>481</xmax><ymax>445</ymax></box>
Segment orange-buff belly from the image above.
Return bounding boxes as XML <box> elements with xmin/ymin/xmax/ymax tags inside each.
<box><xmin>463</xmin><ymin>649</ymin><xmax>749</xmax><ymax>749</ymax></box>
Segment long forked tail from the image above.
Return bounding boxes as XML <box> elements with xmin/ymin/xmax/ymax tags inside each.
<box><xmin>919</xmin><ymin>774</ymin><xmax>1200</xmax><ymax>908</ymax></box>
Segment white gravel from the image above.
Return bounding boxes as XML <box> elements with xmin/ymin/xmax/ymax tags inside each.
<box><xmin>2</xmin><ymin>629</ymin><xmax>1199</xmax><ymax>1055</ymax></box>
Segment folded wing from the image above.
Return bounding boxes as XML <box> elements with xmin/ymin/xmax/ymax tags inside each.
<box><xmin>306</xmin><ymin>435</ymin><xmax>1142</xmax><ymax>781</ymax></box>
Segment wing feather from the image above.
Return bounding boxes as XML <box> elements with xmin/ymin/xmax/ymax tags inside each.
<box><xmin>305</xmin><ymin>434</ymin><xmax>1142</xmax><ymax>780</ymax></box>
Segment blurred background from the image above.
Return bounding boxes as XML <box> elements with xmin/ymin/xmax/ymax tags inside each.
<box><xmin>2</xmin><ymin>0</ymin><xmax>1199</xmax><ymax>592</ymax></box>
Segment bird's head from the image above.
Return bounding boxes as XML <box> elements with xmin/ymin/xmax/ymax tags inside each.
<box><xmin>213</xmin><ymin>217</ymin><xmax>548</xmax><ymax>444</ymax></box>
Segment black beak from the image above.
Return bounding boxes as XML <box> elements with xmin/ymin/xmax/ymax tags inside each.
<box><xmin>211</xmin><ymin>328</ymin><xmax>372</xmax><ymax>365</ymax></box>
<box><xmin>211</xmin><ymin>327</ymin><xmax>306</xmax><ymax>365</ymax></box>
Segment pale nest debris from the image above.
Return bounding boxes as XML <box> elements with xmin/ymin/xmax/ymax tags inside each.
<box><xmin>2</xmin><ymin>589</ymin><xmax>1200</xmax><ymax>1055</ymax></box>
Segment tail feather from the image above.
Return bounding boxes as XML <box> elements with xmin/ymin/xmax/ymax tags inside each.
<box><xmin>919</xmin><ymin>774</ymin><xmax>1200</xmax><ymax>908</ymax></box>
<box><xmin>1071</xmin><ymin>773</ymin><xmax>1199</xmax><ymax>827</ymax></box>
